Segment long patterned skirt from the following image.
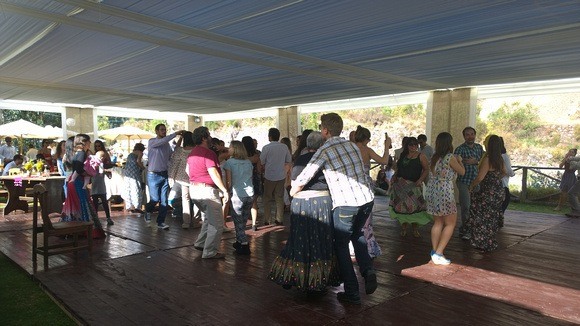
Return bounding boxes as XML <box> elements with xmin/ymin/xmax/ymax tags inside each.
<box><xmin>469</xmin><ymin>171</ymin><xmax>504</xmax><ymax>252</ymax></box>
<box><xmin>62</xmin><ymin>178</ymin><xmax>105</xmax><ymax>238</ymax></box>
<box><xmin>389</xmin><ymin>178</ymin><xmax>432</xmax><ymax>225</ymax></box>
<box><xmin>268</xmin><ymin>191</ymin><xmax>340</xmax><ymax>291</ymax></box>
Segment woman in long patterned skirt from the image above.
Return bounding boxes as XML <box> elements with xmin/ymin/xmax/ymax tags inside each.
<box><xmin>61</xmin><ymin>133</ymin><xmax>105</xmax><ymax>238</ymax></box>
<box><xmin>390</xmin><ymin>137</ymin><xmax>432</xmax><ymax>237</ymax></box>
<box><xmin>468</xmin><ymin>135</ymin><xmax>506</xmax><ymax>252</ymax></box>
<box><xmin>269</xmin><ymin>131</ymin><xmax>339</xmax><ymax>292</ymax></box>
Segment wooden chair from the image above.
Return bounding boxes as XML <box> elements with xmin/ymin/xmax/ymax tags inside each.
<box><xmin>32</xmin><ymin>184</ymin><xmax>93</xmax><ymax>271</ymax></box>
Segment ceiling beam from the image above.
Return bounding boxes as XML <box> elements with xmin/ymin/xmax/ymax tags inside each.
<box><xmin>1</xmin><ymin>2</ymin><xmax>432</xmax><ymax>91</ymax></box>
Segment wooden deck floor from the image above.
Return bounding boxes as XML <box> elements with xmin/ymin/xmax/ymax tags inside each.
<box><xmin>1</xmin><ymin>197</ymin><xmax>579</xmax><ymax>325</ymax></box>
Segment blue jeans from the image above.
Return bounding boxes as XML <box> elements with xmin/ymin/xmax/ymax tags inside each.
<box><xmin>332</xmin><ymin>201</ymin><xmax>374</xmax><ymax>297</ymax></box>
<box><xmin>146</xmin><ymin>171</ymin><xmax>169</xmax><ymax>225</ymax></box>
<box><xmin>230</xmin><ymin>194</ymin><xmax>253</xmax><ymax>244</ymax></box>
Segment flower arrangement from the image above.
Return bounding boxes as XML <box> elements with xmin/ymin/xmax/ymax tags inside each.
<box><xmin>23</xmin><ymin>159</ymin><xmax>46</xmax><ymax>172</ymax></box>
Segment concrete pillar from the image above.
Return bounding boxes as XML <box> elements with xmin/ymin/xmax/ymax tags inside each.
<box><xmin>277</xmin><ymin>106</ymin><xmax>300</xmax><ymax>144</ymax></box>
<box><xmin>186</xmin><ymin>115</ymin><xmax>203</xmax><ymax>131</ymax></box>
<box><xmin>427</xmin><ymin>88</ymin><xmax>477</xmax><ymax>147</ymax></box>
<box><xmin>63</xmin><ymin>107</ymin><xmax>96</xmax><ymax>137</ymax></box>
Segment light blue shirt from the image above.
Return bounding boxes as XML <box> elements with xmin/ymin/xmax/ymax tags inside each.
<box><xmin>222</xmin><ymin>158</ymin><xmax>254</xmax><ymax>198</ymax></box>
<box><xmin>2</xmin><ymin>160</ymin><xmax>21</xmax><ymax>175</ymax></box>
<box><xmin>0</xmin><ymin>144</ymin><xmax>17</xmax><ymax>163</ymax></box>
<box><xmin>147</xmin><ymin>133</ymin><xmax>176</xmax><ymax>172</ymax></box>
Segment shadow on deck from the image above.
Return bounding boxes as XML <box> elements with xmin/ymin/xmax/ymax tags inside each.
<box><xmin>0</xmin><ymin>196</ymin><xmax>579</xmax><ymax>325</ymax></box>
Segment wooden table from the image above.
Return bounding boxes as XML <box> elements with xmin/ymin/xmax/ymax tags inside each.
<box><xmin>0</xmin><ymin>175</ymin><xmax>65</xmax><ymax>215</ymax></box>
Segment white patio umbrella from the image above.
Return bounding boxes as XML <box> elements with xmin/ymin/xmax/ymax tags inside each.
<box><xmin>98</xmin><ymin>126</ymin><xmax>155</xmax><ymax>152</ymax></box>
<box><xmin>0</xmin><ymin>119</ymin><xmax>52</xmax><ymax>153</ymax></box>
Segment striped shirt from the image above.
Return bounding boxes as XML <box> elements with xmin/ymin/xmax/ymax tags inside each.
<box><xmin>454</xmin><ymin>142</ymin><xmax>484</xmax><ymax>185</ymax></box>
<box><xmin>292</xmin><ymin>136</ymin><xmax>374</xmax><ymax>208</ymax></box>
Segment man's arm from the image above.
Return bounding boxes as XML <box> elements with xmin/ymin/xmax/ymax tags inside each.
<box><xmin>290</xmin><ymin>150</ymin><xmax>324</xmax><ymax>195</ymax></box>
<box><xmin>208</xmin><ymin>167</ymin><xmax>229</xmax><ymax>204</ymax></box>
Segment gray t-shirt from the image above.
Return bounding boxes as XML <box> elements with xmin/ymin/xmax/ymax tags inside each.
<box><xmin>260</xmin><ymin>141</ymin><xmax>291</xmax><ymax>181</ymax></box>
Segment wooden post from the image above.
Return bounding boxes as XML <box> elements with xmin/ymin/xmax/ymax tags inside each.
<box><xmin>521</xmin><ymin>167</ymin><xmax>528</xmax><ymax>203</ymax></box>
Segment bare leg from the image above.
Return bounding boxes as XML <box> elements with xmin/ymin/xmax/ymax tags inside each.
<box><xmin>554</xmin><ymin>192</ymin><xmax>566</xmax><ymax>210</ymax></box>
<box><xmin>412</xmin><ymin>222</ymin><xmax>421</xmax><ymax>237</ymax></box>
<box><xmin>431</xmin><ymin>216</ymin><xmax>444</xmax><ymax>250</ymax></box>
<box><xmin>435</xmin><ymin>213</ymin><xmax>457</xmax><ymax>255</ymax></box>
<box><xmin>400</xmin><ymin>222</ymin><xmax>408</xmax><ymax>236</ymax></box>
<box><xmin>251</xmin><ymin>197</ymin><xmax>258</xmax><ymax>227</ymax></box>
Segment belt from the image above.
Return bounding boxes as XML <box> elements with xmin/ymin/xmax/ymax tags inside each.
<box><xmin>191</xmin><ymin>182</ymin><xmax>217</xmax><ymax>188</ymax></box>
<box><xmin>148</xmin><ymin>170</ymin><xmax>167</xmax><ymax>175</ymax></box>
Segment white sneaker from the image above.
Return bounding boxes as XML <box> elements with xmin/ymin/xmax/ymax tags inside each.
<box><xmin>157</xmin><ymin>223</ymin><xmax>169</xmax><ymax>230</ymax></box>
<box><xmin>431</xmin><ymin>253</ymin><xmax>451</xmax><ymax>265</ymax></box>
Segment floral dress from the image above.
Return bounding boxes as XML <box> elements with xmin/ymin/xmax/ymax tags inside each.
<box><xmin>425</xmin><ymin>153</ymin><xmax>457</xmax><ymax>216</ymax></box>
<box><xmin>468</xmin><ymin>170</ymin><xmax>504</xmax><ymax>251</ymax></box>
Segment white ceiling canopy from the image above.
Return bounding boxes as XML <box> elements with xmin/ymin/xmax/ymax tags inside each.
<box><xmin>1</xmin><ymin>1</ymin><xmax>580</xmax><ymax>116</ymax></box>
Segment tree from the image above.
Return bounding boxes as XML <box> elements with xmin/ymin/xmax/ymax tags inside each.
<box><xmin>487</xmin><ymin>102</ymin><xmax>541</xmax><ymax>140</ymax></box>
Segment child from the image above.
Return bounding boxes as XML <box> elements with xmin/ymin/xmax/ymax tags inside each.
<box><xmin>68</xmin><ymin>150</ymin><xmax>105</xmax><ymax>189</ymax></box>
<box><xmin>221</xmin><ymin>141</ymin><xmax>254</xmax><ymax>255</ymax></box>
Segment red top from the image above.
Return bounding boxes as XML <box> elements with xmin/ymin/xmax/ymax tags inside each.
<box><xmin>187</xmin><ymin>145</ymin><xmax>220</xmax><ymax>185</ymax></box>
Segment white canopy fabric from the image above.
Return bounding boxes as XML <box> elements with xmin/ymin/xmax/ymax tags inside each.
<box><xmin>98</xmin><ymin>125</ymin><xmax>154</xmax><ymax>152</ymax></box>
<box><xmin>0</xmin><ymin>119</ymin><xmax>49</xmax><ymax>138</ymax></box>
<box><xmin>0</xmin><ymin>1</ymin><xmax>580</xmax><ymax>116</ymax></box>
<box><xmin>97</xmin><ymin>126</ymin><xmax>154</xmax><ymax>141</ymax></box>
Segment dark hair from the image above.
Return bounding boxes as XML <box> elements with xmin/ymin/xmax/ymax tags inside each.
<box><xmin>155</xmin><ymin>124</ymin><xmax>166</xmax><ymax>132</ymax></box>
<box><xmin>182</xmin><ymin>131</ymin><xmax>194</xmax><ymax>147</ymax></box>
<box><xmin>242</xmin><ymin>136</ymin><xmax>256</xmax><ymax>157</ymax></box>
<box><xmin>400</xmin><ymin>137</ymin><xmax>418</xmax><ymax>160</ymax></box>
<box><xmin>280</xmin><ymin>137</ymin><xmax>292</xmax><ymax>153</ymax></box>
<box><xmin>94</xmin><ymin>139</ymin><xmax>106</xmax><ymax>151</ymax></box>
<box><xmin>64</xmin><ymin>136</ymin><xmax>75</xmax><ymax>165</ymax></box>
<box><xmin>56</xmin><ymin>140</ymin><xmax>66</xmax><ymax>158</ymax></box>
<box><xmin>462</xmin><ymin>126</ymin><xmax>476</xmax><ymax>136</ymax></box>
<box><xmin>13</xmin><ymin>154</ymin><xmax>23</xmax><ymax>162</ymax></box>
<box><xmin>73</xmin><ymin>134</ymin><xmax>90</xmax><ymax>151</ymax></box>
<box><xmin>133</xmin><ymin>143</ymin><xmax>145</xmax><ymax>152</ymax></box>
<box><xmin>486</xmin><ymin>135</ymin><xmax>504</xmax><ymax>171</ymax></box>
<box><xmin>430</xmin><ymin>132</ymin><xmax>453</xmax><ymax>171</ymax></box>
<box><xmin>354</xmin><ymin>125</ymin><xmax>371</xmax><ymax>143</ymax></box>
<box><xmin>499</xmin><ymin>137</ymin><xmax>506</xmax><ymax>154</ymax></box>
<box><xmin>292</xmin><ymin>129</ymin><xmax>312</xmax><ymax>161</ymax></box>
<box><xmin>268</xmin><ymin>128</ymin><xmax>280</xmax><ymax>141</ymax></box>
<box><xmin>93</xmin><ymin>139</ymin><xmax>111</xmax><ymax>162</ymax></box>
<box><xmin>192</xmin><ymin>126</ymin><xmax>210</xmax><ymax>145</ymax></box>
<box><xmin>210</xmin><ymin>137</ymin><xmax>222</xmax><ymax>151</ymax></box>
<box><xmin>418</xmin><ymin>134</ymin><xmax>427</xmax><ymax>142</ymax></box>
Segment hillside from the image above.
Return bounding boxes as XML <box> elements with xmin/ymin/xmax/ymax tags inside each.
<box><xmin>209</xmin><ymin>94</ymin><xmax>579</xmax><ymax>168</ymax></box>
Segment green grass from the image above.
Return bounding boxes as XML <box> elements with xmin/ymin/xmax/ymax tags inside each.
<box><xmin>507</xmin><ymin>201</ymin><xmax>564</xmax><ymax>214</ymax></box>
<box><xmin>0</xmin><ymin>253</ymin><xmax>76</xmax><ymax>326</ymax></box>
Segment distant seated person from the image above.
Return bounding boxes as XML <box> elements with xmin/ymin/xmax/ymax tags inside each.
<box><xmin>68</xmin><ymin>150</ymin><xmax>105</xmax><ymax>189</ymax></box>
<box><xmin>25</xmin><ymin>144</ymin><xmax>38</xmax><ymax>162</ymax></box>
<box><xmin>2</xmin><ymin>154</ymin><xmax>24</xmax><ymax>176</ymax></box>
<box><xmin>375</xmin><ymin>156</ymin><xmax>394</xmax><ymax>195</ymax></box>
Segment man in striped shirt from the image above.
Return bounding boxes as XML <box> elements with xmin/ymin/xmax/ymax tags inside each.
<box><xmin>291</xmin><ymin>112</ymin><xmax>377</xmax><ymax>305</ymax></box>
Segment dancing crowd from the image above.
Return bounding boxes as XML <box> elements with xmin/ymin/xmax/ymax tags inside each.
<box><xmin>46</xmin><ymin>113</ymin><xmax>578</xmax><ymax>305</ymax></box>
